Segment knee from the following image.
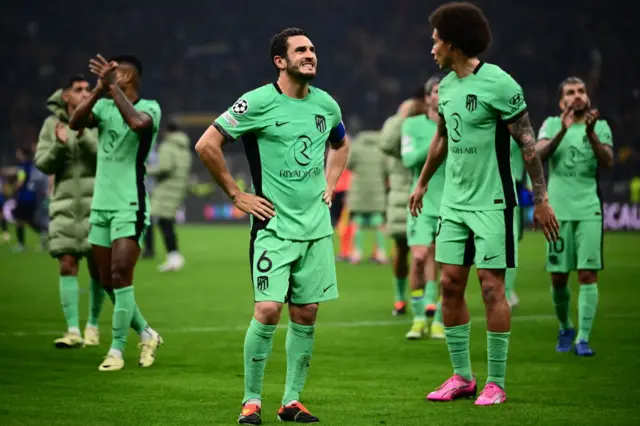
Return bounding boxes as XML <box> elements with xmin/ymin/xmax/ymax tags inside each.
<box><xmin>289</xmin><ymin>303</ymin><xmax>319</xmax><ymax>326</ymax></box>
<box><xmin>440</xmin><ymin>273</ymin><xmax>463</xmax><ymax>300</ymax></box>
<box><xmin>110</xmin><ymin>262</ymin><xmax>128</xmax><ymax>288</ymax></box>
<box><xmin>59</xmin><ymin>256</ymin><xmax>78</xmax><ymax>276</ymax></box>
<box><xmin>412</xmin><ymin>247</ymin><xmax>428</xmax><ymax>266</ymax></box>
<box><xmin>254</xmin><ymin>302</ymin><xmax>283</xmax><ymax>325</ymax></box>
<box><xmin>478</xmin><ymin>272</ymin><xmax>506</xmax><ymax>305</ymax></box>
<box><xmin>578</xmin><ymin>270</ymin><xmax>597</xmax><ymax>284</ymax></box>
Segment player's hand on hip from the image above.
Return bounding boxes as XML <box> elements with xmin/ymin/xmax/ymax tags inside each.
<box><xmin>585</xmin><ymin>109</ymin><xmax>599</xmax><ymax>133</ymax></box>
<box><xmin>55</xmin><ymin>122</ymin><xmax>68</xmax><ymax>144</ymax></box>
<box><xmin>408</xmin><ymin>184</ymin><xmax>427</xmax><ymax>217</ymax></box>
<box><xmin>322</xmin><ymin>186</ymin><xmax>335</xmax><ymax>208</ymax></box>
<box><xmin>533</xmin><ymin>200</ymin><xmax>560</xmax><ymax>242</ymax></box>
<box><xmin>89</xmin><ymin>54</ymin><xmax>118</xmax><ymax>86</ymax></box>
<box><xmin>233</xmin><ymin>192</ymin><xmax>275</xmax><ymax>221</ymax></box>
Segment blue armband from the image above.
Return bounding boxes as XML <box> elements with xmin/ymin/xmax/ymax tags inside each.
<box><xmin>328</xmin><ymin>121</ymin><xmax>346</xmax><ymax>144</ymax></box>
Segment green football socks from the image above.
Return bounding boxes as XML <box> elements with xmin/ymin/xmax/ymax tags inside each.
<box><xmin>243</xmin><ymin>318</ymin><xmax>276</xmax><ymax>403</ymax></box>
<box><xmin>577</xmin><ymin>283</ymin><xmax>599</xmax><ymax>342</ymax></box>
<box><xmin>425</xmin><ymin>280</ymin><xmax>438</xmax><ymax>306</ymax></box>
<box><xmin>487</xmin><ymin>331</ymin><xmax>510</xmax><ymax>389</ymax></box>
<box><xmin>444</xmin><ymin>322</ymin><xmax>473</xmax><ymax>381</ymax></box>
<box><xmin>110</xmin><ymin>287</ymin><xmax>136</xmax><ymax>351</ymax></box>
<box><xmin>105</xmin><ymin>288</ymin><xmax>148</xmax><ymax>333</ymax></box>
<box><xmin>410</xmin><ymin>288</ymin><xmax>426</xmax><ymax>320</ymax></box>
<box><xmin>393</xmin><ymin>277</ymin><xmax>407</xmax><ymax>303</ymax></box>
<box><xmin>59</xmin><ymin>276</ymin><xmax>79</xmax><ymax>331</ymax></box>
<box><xmin>552</xmin><ymin>286</ymin><xmax>573</xmax><ymax>330</ymax></box>
<box><xmin>283</xmin><ymin>321</ymin><xmax>315</xmax><ymax>405</ymax></box>
<box><xmin>87</xmin><ymin>278</ymin><xmax>105</xmax><ymax>328</ymax></box>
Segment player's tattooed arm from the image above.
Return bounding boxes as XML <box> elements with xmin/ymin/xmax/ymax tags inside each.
<box><xmin>585</xmin><ymin>111</ymin><xmax>614</xmax><ymax>169</ymax></box>
<box><xmin>417</xmin><ymin>117</ymin><xmax>448</xmax><ymax>187</ymax></box>
<box><xmin>108</xmin><ymin>84</ymin><xmax>153</xmax><ymax>131</ymax></box>
<box><xmin>508</xmin><ymin>112</ymin><xmax>548</xmax><ymax>204</ymax></box>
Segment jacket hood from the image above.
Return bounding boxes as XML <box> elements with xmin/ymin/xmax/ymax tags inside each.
<box><xmin>164</xmin><ymin>131</ymin><xmax>190</xmax><ymax>149</ymax></box>
<box><xmin>46</xmin><ymin>89</ymin><xmax>69</xmax><ymax>122</ymax></box>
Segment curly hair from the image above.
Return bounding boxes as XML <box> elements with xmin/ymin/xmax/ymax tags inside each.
<box><xmin>429</xmin><ymin>2</ymin><xmax>492</xmax><ymax>58</ymax></box>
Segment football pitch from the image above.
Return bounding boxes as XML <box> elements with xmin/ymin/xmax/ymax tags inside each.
<box><xmin>1</xmin><ymin>226</ymin><xmax>639</xmax><ymax>425</ymax></box>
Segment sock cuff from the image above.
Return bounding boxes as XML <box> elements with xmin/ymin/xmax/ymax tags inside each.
<box><xmin>114</xmin><ymin>286</ymin><xmax>134</xmax><ymax>295</ymax></box>
<box><xmin>288</xmin><ymin>321</ymin><xmax>315</xmax><ymax>337</ymax></box>
<box><xmin>445</xmin><ymin>322</ymin><xmax>470</xmax><ymax>335</ymax></box>
<box><xmin>250</xmin><ymin>318</ymin><xmax>277</xmax><ymax>335</ymax></box>
<box><xmin>487</xmin><ymin>331</ymin><xmax>511</xmax><ymax>338</ymax></box>
<box><xmin>579</xmin><ymin>283</ymin><xmax>599</xmax><ymax>292</ymax></box>
<box><xmin>59</xmin><ymin>275</ymin><xmax>78</xmax><ymax>285</ymax></box>
<box><xmin>426</xmin><ymin>280</ymin><xmax>437</xmax><ymax>286</ymax></box>
<box><xmin>411</xmin><ymin>289</ymin><xmax>425</xmax><ymax>297</ymax></box>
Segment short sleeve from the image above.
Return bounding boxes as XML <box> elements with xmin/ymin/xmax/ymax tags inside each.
<box><xmin>92</xmin><ymin>99</ymin><xmax>106</xmax><ymax>123</ymax></box>
<box><xmin>491</xmin><ymin>73</ymin><xmax>527</xmax><ymax>123</ymax></box>
<box><xmin>137</xmin><ymin>101</ymin><xmax>162</xmax><ymax>131</ymax></box>
<box><xmin>596</xmin><ymin>120</ymin><xmax>613</xmax><ymax>147</ymax></box>
<box><xmin>537</xmin><ymin>117</ymin><xmax>557</xmax><ymax>140</ymax></box>
<box><xmin>327</xmin><ymin>100</ymin><xmax>346</xmax><ymax>144</ymax></box>
<box><xmin>213</xmin><ymin>90</ymin><xmax>264</xmax><ymax>142</ymax></box>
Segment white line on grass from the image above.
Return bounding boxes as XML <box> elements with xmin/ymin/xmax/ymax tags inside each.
<box><xmin>2</xmin><ymin>313</ymin><xmax>637</xmax><ymax>338</ymax></box>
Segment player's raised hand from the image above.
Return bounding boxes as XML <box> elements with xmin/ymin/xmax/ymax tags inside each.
<box><xmin>408</xmin><ymin>184</ymin><xmax>427</xmax><ymax>217</ymax></box>
<box><xmin>560</xmin><ymin>105</ymin><xmax>574</xmax><ymax>130</ymax></box>
<box><xmin>54</xmin><ymin>122</ymin><xmax>68</xmax><ymax>144</ymax></box>
<box><xmin>585</xmin><ymin>109</ymin><xmax>600</xmax><ymax>133</ymax></box>
<box><xmin>233</xmin><ymin>192</ymin><xmax>275</xmax><ymax>221</ymax></box>
<box><xmin>533</xmin><ymin>200</ymin><xmax>560</xmax><ymax>242</ymax></box>
<box><xmin>89</xmin><ymin>54</ymin><xmax>118</xmax><ymax>86</ymax></box>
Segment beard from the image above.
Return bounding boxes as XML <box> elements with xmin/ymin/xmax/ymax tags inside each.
<box><xmin>286</xmin><ymin>63</ymin><xmax>316</xmax><ymax>82</ymax></box>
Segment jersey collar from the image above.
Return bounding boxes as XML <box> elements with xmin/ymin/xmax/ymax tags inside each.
<box><xmin>473</xmin><ymin>61</ymin><xmax>484</xmax><ymax>75</ymax></box>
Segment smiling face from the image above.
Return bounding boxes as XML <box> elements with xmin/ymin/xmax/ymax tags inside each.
<box><xmin>275</xmin><ymin>35</ymin><xmax>317</xmax><ymax>81</ymax></box>
<box><xmin>431</xmin><ymin>29</ymin><xmax>453</xmax><ymax>70</ymax></box>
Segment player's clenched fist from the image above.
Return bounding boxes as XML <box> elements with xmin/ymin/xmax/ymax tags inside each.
<box><xmin>233</xmin><ymin>192</ymin><xmax>275</xmax><ymax>221</ymax></box>
<box><xmin>533</xmin><ymin>200</ymin><xmax>560</xmax><ymax>242</ymax></box>
<box><xmin>408</xmin><ymin>184</ymin><xmax>427</xmax><ymax>217</ymax></box>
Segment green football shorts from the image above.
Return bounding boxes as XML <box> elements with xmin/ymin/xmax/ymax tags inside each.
<box><xmin>88</xmin><ymin>209</ymin><xmax>149</xmax><ymax>248</ymax></box>
<box><xmin>435</xmin><ymin>204</ymin><xmax>517</xmax><ymax>269</ymax></box>
<box><xmin>545</xmin><ymin>220</ymin><xmax>603</xmax><ymax>272</ymax></box>
<box><xmin>250</xmin><ymin>229</ymin><xmax>339</xmax><ymax>304</ymax></box>
<box><xmin>407</xmin><ymin>212</ymin><xmax>439</xmax><ymax>247</ymax></box>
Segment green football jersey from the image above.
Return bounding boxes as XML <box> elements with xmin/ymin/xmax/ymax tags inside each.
<box><xmin>401</xmin><ymin>115</ymin><xmax>445</xmax><ymax>215</ymax></box>
<box><xmin>438</xmin><ymin>62</ymin><xmax>526</xmax><ymax>211</ymax></box>
<box><xmin>92</xmin><ymin>98</ymin><xmax>161</xmax><ymax>211</ymax></box>
<box><xmin>214</xmin><ymin>83</ymin><xmax>345</xmax><ymax>241</ymax></box>
<box><xmin>538</xmin><ymin>116</ymin><xmax>613</xmax><ymax>221</ymax></box>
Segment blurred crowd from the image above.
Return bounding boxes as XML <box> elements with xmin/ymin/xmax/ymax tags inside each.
<box><xmin>2</xmin><ymin>0</ymin><xmax>638</xmax><ymax>178</ymax></box>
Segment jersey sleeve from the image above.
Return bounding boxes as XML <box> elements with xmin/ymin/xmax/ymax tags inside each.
<box><xmin>92</xmin><ymin>99</ymin><xmax>106</xmax><ymax>123</ymax></box>
<box><xmin>327</xmin><ymin>100</ymin><xmax>346</xmax><ymax>144</ymax></box>
<box><xmin>400</xmin><ymin>120</ymin><xmax>429</xmax><ymax>169</ymax></box>
<box><xmin>537</xmin><ymin>116</ymin><xmax>558</xmax><ymax>140</ymax></box>
<box><xmin>595</xmin><ymin>120</ymin><xmax>613</xmax><ymax>147</ymax></box>
<box><xmin>491</xmin><ymin>73</ymin><xmax>527</xmax><ymax>123</ymax></box>
<box><xmin>213</xmin><ymin>90</ymin><xmax>264</xmax><ymax>142</ymax></box>
<box><xmin>137</xmin><ymin>101</ymin><xmax>162</xmax><ymax>132</ymax></box>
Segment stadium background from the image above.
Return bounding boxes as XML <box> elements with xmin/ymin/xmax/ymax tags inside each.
<box><xmin>1</xmin><ymin>0</ymin><xmax>639</xmax><ymax>230</ymax></box>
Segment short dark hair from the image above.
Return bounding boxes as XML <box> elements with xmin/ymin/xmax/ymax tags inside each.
<box><xmin>558</xmin><ymin>76</ymin><xmax>586</xmax><ymax>99</ymax></box>
<box><xmin>269</xmin><ymin>27</ymin><xmax>309</xmax><ymax>70</ymax></box>
<box><xmin>429</xmin><ymin>2</ymin><xmax>492</xmax><ymax>58</ymax></box>
<box><xmin>167</xmin><ymin>121</ymin><xmax>180</xmax><ymax>132</ymax></box>
<box><xmin>64</xmin><ymin>74</ymin><xmax>88</xmax><ymax>89</ymax></box>
<box><xmin>109</xmin><ymin>54</ymin><xmax>143</xmax><ymax>77</ymax></box>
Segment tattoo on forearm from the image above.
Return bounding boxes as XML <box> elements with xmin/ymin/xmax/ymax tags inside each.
<box><xmin>509</xmin><ymin>113</ymin><xmax>547</xmax><ymax>204</ymax></box>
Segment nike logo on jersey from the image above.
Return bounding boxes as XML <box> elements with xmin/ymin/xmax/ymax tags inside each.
<box><xmin>275</xmin><ymin>121</ymin><xmax>290</xmax><ymax>127</ymax></box>
<box><xmin>483</xmin><ymin>254</ymin><xmax>499</xmax><ymax>262</ymax></box>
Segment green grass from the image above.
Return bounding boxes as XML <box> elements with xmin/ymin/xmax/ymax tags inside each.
<box><xmin>1</xmin><ymin>226</ymin><xmax>639</xmax><ymax>425</ymax></box>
